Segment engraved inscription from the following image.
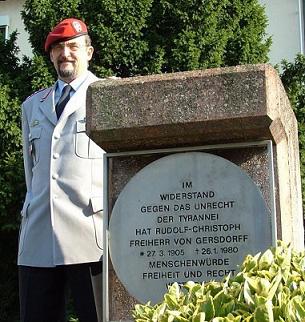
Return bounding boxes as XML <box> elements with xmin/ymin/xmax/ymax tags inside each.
<box><xmin>109</xmin><ymin>152</ymin><xmax>272</xmax><ymax>304</ymax></box>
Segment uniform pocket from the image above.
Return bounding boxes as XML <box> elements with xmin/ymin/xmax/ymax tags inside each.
<box><xmin>75</xmin><ymin>120</ymin><xmax>104</xmax><ymax>159</ymax></box>
<box><xmin>19</xmin><ymin>196</ymin><xmax>31</xmax><ymax>254</ymax></box>
<box><xmin>91</xmin><ymin>196</ymin><xmax>103</xmax><ymax>250</ymax></box>
<box><xmin>21</xmin><ymin>196</ymin><xmax>31</xmax><ymax>217</ymax></box>
<box><xmin>18</xmin><ymin>215</ymin><xmax>29</xmax><ymax>255</ymax></box>
<box><xmin>90</xmin><ymin>196</ymin><xmax>103</xmax><ymax>213</ymax></box>
<box><xmin>29</xmin><ymin>127</ymin><xmax>42</xmax><ymax>165</ymax></box>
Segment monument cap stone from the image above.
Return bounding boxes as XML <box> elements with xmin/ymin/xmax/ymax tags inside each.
<box><xmin>87</xmin><ymin>64</ymin><xmax>294</xmax><ymax>152</ymax></box>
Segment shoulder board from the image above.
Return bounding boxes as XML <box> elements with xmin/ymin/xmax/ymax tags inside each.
<box><xmin>25</xmin><ymin>87</ymin><xmax>52</xmax><ymax>102</ymax></box>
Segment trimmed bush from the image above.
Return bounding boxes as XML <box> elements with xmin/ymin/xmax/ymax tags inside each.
<box><xmin>133</xmin><ymin>241</ymin><xmax>305</xmax><ymax>321</ymax></box>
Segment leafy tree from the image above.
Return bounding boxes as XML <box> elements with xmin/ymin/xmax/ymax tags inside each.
<box><xmin>0</xmin><ymin>33</ymin><xmax>24</xmax><ymax>322</ymax></box>
<box><xmin>0</xmin><ymin>32</ymin><xmax>24</xmax><ymax>231</ymax></box>
<box><xmin>22</xmin><ymin>0</ymin><xmax>271</xmax><ymax>77</ymax></box>
<box><xmin>142</xmin><ymin>0</ymin><xmax>271</xmax><ymax>73</ymax></box>
<box><xmin>280</xmin><ymin>54</ymin><xmax>305</xmax><ymax>214</ymax></box>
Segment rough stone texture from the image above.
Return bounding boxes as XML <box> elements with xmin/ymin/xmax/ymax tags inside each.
<box><xmin>88</xmin><ymin>64</ymin><xmax>270</xmax><ymax>151</ymax></box>
<box><xmin>87</xmin><ymin>64</ymin><xmax>304</xmax><ymax>320</ymax></box>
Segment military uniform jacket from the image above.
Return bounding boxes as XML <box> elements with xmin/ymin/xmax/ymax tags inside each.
<box><xmin>18</xmin><ymin>71</ymin><xmax>104</xmax><ymax>267</ymax></box>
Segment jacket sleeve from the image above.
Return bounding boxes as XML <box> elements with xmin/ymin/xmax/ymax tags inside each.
<box><xmin>21</xmin><ymin>104</ymin><xmax>33</xmax><ymax>216</ymax></box>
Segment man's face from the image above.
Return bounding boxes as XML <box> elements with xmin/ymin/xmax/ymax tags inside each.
<box><xmin>50</xmin><ymin>35</ymin><xmax>94</xmax><ymax>83</ymax></box>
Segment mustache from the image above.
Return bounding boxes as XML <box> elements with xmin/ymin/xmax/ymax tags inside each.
<box><xmin>58</xmin><ymin>59</ymin><xmax>75</xmax><ymax>64</ymax></box>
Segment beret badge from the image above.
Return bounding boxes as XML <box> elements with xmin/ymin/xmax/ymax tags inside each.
<box><xmin>72</xmin><ymin>21</ymin><xmax>83</xmax><ymax>33</ymax></box>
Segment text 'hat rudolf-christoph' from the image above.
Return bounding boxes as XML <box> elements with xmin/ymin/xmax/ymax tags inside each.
<box><xmin>45</xmin><ymin>18</ymin><xmax>88</xmax><ymax>52</ymax></box>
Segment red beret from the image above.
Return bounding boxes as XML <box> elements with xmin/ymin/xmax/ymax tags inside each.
<box><xmin>45</xmin><ymin>18</ymin><xmax>88</xmax><ymax>52</ymax></box>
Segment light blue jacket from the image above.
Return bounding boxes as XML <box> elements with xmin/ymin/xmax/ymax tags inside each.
<box><xmin>18</xmin><ymin>71</ymin><xmax>104</xmax><ymax>267</ymax></box>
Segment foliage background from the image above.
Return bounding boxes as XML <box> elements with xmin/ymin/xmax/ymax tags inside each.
<box><xmin>0</xmin><ymin>33</ymin><xmax>27</xmax><ymax>322</ymax></box>
<box><xmin>280</xmin><ymin>54</ymin><xmax>305</xmax><ymax>215</ymax></box>
<box><xmin>21</xmin><ymin>0</ymin><xmax>271</xmax><ymax>77</ymax></box>
<box><xmin>2</xmin><ymin>0</ymin><xmax>304</xmax><ymax>320</ymax></box>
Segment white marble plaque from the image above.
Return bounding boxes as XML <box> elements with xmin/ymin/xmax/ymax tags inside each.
<box><xmin>109</xmin><ymin>152</ymin><xmax>272</xmax><ymax>303</ymax></box>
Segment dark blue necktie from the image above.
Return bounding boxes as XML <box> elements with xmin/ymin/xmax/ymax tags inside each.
<box><xmin>56</xmin><ymin>85</ymin><xmax>73</xmax><ymax>119</ymax></box>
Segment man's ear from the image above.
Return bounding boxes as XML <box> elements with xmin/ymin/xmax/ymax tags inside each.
<box><xmin>49</xmin><ymin>50</ymin><xmax>54</xmax><ymax>63</ymax></box>
<box><xmin>87</xmin><ymin>46</ymin><xmax>94</xmax><ymax>61</ymax></box>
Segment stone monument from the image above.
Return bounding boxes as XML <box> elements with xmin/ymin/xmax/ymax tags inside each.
<box><xmin>86</xmin><ymin>64</ymin><xmax>304</xmax><ymax>321</ymax></box>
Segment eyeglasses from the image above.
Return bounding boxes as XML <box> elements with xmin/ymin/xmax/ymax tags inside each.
<box><xmin>51</xmin><ymin>42</ymin><xmax>88</xmax><ymax>52</ymax></box>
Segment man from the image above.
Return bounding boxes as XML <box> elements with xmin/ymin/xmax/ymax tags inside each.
<box><xmin>18</xmin><ymin>18</ymin><xmax>104</xmax><ymax>322</ymax></box>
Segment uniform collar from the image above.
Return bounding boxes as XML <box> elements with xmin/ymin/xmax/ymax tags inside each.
<box><xmin>38</xmin><ymin>71</ymin><xmax>98</xmax><ymax>126</ymax></box>
<box><xmin>56</xmin><ymin>71</ymin><xmax>90</xmax><ymax>94</ymax></box>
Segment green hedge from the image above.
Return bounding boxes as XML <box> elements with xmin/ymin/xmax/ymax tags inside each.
<box><xmin>133</xmin><ymin>241</ymin><xmax>305</xmax><ymax>321</ymax></box>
